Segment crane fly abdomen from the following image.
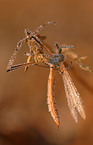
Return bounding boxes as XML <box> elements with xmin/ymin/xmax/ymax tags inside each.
<box><xmin>47</xmin><ymin>65</ymin><xmax>60</xmax><ymax>127</ymax></box>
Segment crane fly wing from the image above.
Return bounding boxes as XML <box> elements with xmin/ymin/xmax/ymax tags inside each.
<box><xmin>47</xmin><ymin>65</ymin><xmax>60</xmax><ymax>127</ymax></box>
<box><xmin>62</xmin><ymin>70</ymin><xmax>78</xmax><ymax>123</ymax></box>
<box><xmin>61</xmin><ymin>63</ymin><xmax>86</xmax><ymax>122</ymax></box>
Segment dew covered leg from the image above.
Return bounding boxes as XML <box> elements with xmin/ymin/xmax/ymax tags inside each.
<box><xmin>63</xmin><ymin>49</ymin><xmax>92</xmax><ymax>73</ymax></box>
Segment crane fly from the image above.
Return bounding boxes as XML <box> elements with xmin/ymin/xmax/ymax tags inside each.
<box><xmin>6</xmin><ymin>22</ymin><xmax>92</xmax><ymax>128</ymax></box>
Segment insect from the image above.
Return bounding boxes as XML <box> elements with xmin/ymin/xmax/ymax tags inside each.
<box><xmin>6</xmin><ymin>22</ymin><xmax>92</xmax><ymax>128</ymax></box>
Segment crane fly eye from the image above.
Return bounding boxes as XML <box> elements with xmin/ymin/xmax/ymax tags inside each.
<box><xmin>58</xmin><ymin>48</ymin><xmax>62</xmax><ymax>54</ymax></box>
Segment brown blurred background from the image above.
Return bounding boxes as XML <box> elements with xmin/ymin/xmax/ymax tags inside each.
<box><xmin>0</xmin><ymin>0</ymin><xmax>93</xmax><ymax>145</ymax></box>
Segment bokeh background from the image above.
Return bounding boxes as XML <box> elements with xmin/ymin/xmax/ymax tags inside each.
<box><xmin>0</xmin><ymin>0</ymin><xmax>93</xmax><ymax>145</ymax></box>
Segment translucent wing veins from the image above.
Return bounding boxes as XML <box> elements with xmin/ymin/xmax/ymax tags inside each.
<box><xmin>61</xmin><ymin>63</ymin><xmax>86</xmax><ymax>123</ymax></box>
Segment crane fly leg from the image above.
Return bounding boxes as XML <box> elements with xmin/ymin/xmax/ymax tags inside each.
<box><xmin>6</xmin><ymin>62</ymin><xmax>36</xmax><ymax>72</ymax></box>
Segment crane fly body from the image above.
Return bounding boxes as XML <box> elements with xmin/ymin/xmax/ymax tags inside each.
<box><xmin>6</xmin><ymin>22</ymin><xmax>92</xmax><ymax>128</ymax></box>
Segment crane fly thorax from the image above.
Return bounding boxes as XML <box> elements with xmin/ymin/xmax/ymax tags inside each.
<box><xmin>49</xmin><ymin>53</ymin><xmax>64</xmax><ymax>65</ymax></box>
